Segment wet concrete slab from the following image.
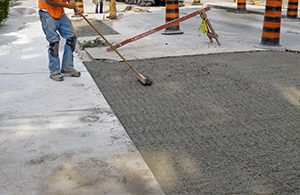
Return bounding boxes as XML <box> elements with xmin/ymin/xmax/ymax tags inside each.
<box><xmin>84</xmin><ymin>51</ymin><xmax>300</xmax><ymax>194</ymax></box>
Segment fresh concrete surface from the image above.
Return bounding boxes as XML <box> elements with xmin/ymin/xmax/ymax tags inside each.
<box><xmin>0</xmin><ymin>1</ymin><xmax>164</xmax><ymax>195</ymax></box>
<box><xmin>81</xmin><ymin>0</ymin><xmax>300</xmax><ymax>194</ymax></box>
<box><xmin>84</xmin><ymin>51</ymin><xmax>300</xmax><ymax>194</ymax></box>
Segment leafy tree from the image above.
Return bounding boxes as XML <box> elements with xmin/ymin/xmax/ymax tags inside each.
<box><xmin>0</xmin><ymin>0</ymin><xmax>10</xmax><ymax>24</ymax></box>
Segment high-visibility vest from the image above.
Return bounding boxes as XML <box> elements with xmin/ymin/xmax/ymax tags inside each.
<box><xmin>38</xmin><ymin>0</ymin><xmax>66</xmax><ymax>19</ymax></box>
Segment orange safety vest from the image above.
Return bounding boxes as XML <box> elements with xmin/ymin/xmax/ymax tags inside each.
<box><xmin>38</xmin><ymin>0</ymin><xmax>67</xmax><ymax>19</ymax></box>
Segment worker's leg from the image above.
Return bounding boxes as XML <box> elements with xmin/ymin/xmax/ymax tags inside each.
<box><xmin>38</xmin><ymin>10</ymin><xmax>61</xmax><ymax>75</ymax></box>
<box><xmin>58</xmin><ymin>14</ymin><xmax>76</xmax><ymax>72</ymax></box>
<box><xmin>95</xmin><ymin>2</ymin><xmax>99</xmax><ymax>13</ymax></box>
<box><xmin>109</xmin><ymin>0</ymin><xmax>116</xmax><ymax>17</ymax></box>
<box><xmin>100</xmin><ymin>0</ymin><xmax>103</xmax><ymax>13</ymax></box>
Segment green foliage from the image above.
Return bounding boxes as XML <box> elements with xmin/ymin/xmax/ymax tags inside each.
<box><xmin>0</xmin><ymin>0</ymin><xmax>10</xmax><ymax>24</ymax></box>
<box><xmin>79</xmin><ymin>37</ymin><xmax>107</xmax><ymax>50</ymax></box>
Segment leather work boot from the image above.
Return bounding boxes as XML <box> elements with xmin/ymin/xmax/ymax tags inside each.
<box><xmin>61</xmin><ymin>68</ymin><xmax>81</xmax><ymax>77</ymax></box>
<box><xmin>106</xmin><ymin>15</ymin><xmax>117</xmax><ymax>20</ymax></box>
<box><xmin>50</xmin><ymin>72</ymin><xmax>64</xmax><ymax>81</ymax></box>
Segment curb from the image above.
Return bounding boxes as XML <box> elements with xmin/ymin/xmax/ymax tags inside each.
<box><xmin>207</xmin><ymin>4</ymin><xmax>265</xmax><ymax>15</ymax></box>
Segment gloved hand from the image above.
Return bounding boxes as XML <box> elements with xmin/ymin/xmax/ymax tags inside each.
<box><xmin>73</xmin><ymin>6</ymin><xmax>82</xmax><ymax>15</ymax></box>
<box><xmin>65</xmin><ymin>0</ymin><xmax>76</xmax><ymax>9</ymax></box>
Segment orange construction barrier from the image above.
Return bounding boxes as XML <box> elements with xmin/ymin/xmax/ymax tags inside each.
<box><xmin>192</xmin><ymin>0</ymin><xmax>202</xmax><ymax>5</ymax></box>
<box><xmin>161</xmin><ymin>0</ymin><xmax>183</xmax><ymax>35</ymax></box>
<box><xmin>261</xmin><ymin>0</ymin><xmax>283</xmax><ymax>45</ymax></box>
<box><xmin>237</xmin><ymin>0</ymin><xmax>246</xmax><ymax>12</ymax></box>
<box><xmin>287</xmin><ymin>0</ymin><xmax>298</xmax><ymax>19</ymax></box>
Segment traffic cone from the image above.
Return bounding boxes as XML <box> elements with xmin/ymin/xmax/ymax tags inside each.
<box><xmin>237</xmin><ymin>0</ymin><xmax>246</xmax><ymax>13</ymax></box>
<box><xmin>192</xmin><ymin>0</ymin><xmax>202</xmax><ymax>5</ymax></box>
<box><xmin>256</xmin><ymin>0</ymin><xmax>285</xmax><ymax>50</ymax></box>
<box><xmin>287</xmin><ymin>0</ymin><xmax>298</xmax><ymax>19</ymax></box>
<box><xmin>161</xmin><ymin>0</ymin><xmax>184</xmax><ymax>35</ymax></box>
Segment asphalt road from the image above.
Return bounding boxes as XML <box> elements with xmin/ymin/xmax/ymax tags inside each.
<box><xmin>84</xmin><ymin>51</ymin><xmax>300</xmax><ymax>194</ymax></box>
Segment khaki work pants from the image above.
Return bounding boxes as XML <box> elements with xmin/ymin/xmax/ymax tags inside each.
<box><xmin>109</xmin><ymin>0</ymin><xmax>116</xmax><ymax>17</ymax></box>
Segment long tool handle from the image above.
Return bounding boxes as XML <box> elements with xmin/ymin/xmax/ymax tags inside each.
<box><xmin>206</xmin><ymin>20</ymin><xmax>221</xmax><ymax>46</ymax></box>
<box><xmin>78</xmin><ymin>12</ymin><xmax>141</xmax><ymax>76</ymax></box>
<box><xmin>107</xmin><ymin>7</ymin><xmax>211</xmax><ymax>51</ymax></box>
<box><xmin>199</xmin><ymin>9</ymin><xmax>221</xmax><ymax>46</ymax></box>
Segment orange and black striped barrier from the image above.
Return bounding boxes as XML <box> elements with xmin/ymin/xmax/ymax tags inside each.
<box><xmin>75</xmin><ymin>0</ymin><xmax>85</xmax><ymax>16</ymax></box>
<box><xmin>261</xmin><ymin>0</ymin><xmax>283</xmax><ymax>45</ymax></box>
<box><xmin>237</xmin><ymin>0</ymin><xmax>246</xmax><ymax>12</ymax></box>
<box><xmin>162</xmin><ymin>0</ymin><xmax>183</xmax><ymax>35</ymax></box>
<box><xmin>192</xmin><ymin>0</ymin><xmax>202</xmax><ymax>5</ymax></box>
<box><xmin>287</xmin><ymin>0</ymin><xmax>298</xmax><ymax>19</ymax></box>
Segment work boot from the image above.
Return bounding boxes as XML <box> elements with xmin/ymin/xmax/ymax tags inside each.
<box><xmin>61</xmin><ymin>68</ymin><xmax>81</xmax><ymax>77</ymax></box>
<box><xmin>106</xmin><ymin>15</ymin><xmax>117</xmax><ymax>20</ymax></box>
<box><xmin>50</xmin><ymin>72</ymin><xmax>64</xmax><ymax>81</ymax></box>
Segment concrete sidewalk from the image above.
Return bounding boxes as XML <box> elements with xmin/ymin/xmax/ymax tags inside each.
<box><xmin>0</xmin><ymin>1</ymin><xmax>164</xmax><ymax>195</ymax></box>
<box><xmin>82</xmin><ymin>0</ymin><xmax>300</xmax><ymax>61</ymax></box>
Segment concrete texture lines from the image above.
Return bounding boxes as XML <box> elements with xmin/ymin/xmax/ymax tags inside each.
<box><xmin>84</xmin><ymin>51</ymin><xmax>300</xmax><ymax>194</ymax></box>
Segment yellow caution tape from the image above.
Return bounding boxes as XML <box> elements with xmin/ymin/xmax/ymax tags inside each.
<box><xmin>199</xmin><ymin>17</ymin><xmax>208</xmax><ymax>35</ymax></box>
<box><xmin>254</xmin><ymin>1</ymin><xmax>261</xmax><ymax>5</ymax></box>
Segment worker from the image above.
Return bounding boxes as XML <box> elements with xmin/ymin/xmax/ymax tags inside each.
<box><xmin>38</xmin><ymin>0</ymin><xmax>81</xmax><ymax>81</ymax></box>
<box><xmin>93</xmin><ymin>0</ymin><xmax>103</xmax><ymax>14</ymax></box>
<box><xmin>107</xmin><ymin>0</ymin><xmax>117</xmax><ymax>19</ymax></box>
